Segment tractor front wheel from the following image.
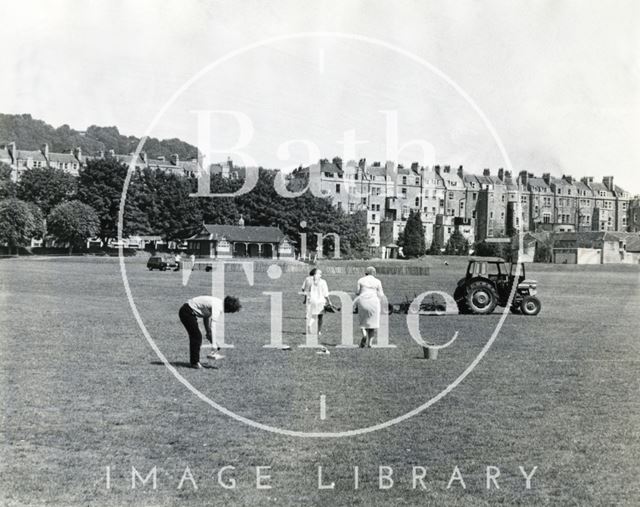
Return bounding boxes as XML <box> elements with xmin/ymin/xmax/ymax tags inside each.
<box><xmin>465</xmin><ymin>281</ymin><xmax>498</xmax><ymax>315</ymax></box>
<box><xmin>520</xmin><ymin>295</ymin><xmax>541</xmax><ymax>316</ymax></box>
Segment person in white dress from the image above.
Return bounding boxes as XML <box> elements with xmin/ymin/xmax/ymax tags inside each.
<box><xmin>355</xmin><ymin>266</ymin><xmax>385</xmax><ymax>348</ymax></box>
<box><xmin>301</xmin><ymin>268</ymin><xmax>329</xmax><ymax>336</ymax></box>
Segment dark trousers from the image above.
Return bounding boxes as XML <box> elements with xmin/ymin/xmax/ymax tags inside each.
<box><xmin>179</xmin><ymin>303</ymin><xmax>202</xmax><ymax>365</ymax></box>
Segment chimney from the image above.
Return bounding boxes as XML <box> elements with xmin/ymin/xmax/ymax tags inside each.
<box><xmin>444</xmin><ymin>165</ymin><xmax>451</xmax><ymax>174</ymax></box>
<box><xmin>98</xmin><ymin>150</ymin><xmax>105</xmax><ymax>159</ymax></box>
<box><xmin>564</xmin><ymin>174</ymin><xmax>573</xmax><ymax>185</ymax></box>
<box><xmin>542</xmin><ymin>173</ymin><xmax>550</xmax><ymax>185</ymax></box>
<box><xmin>457</xmin><ymin>165</ymin><xmax>464</xmax><ymax>179</ymax></box>
<box><xmin>41</xmin><ymin>143</ymin><xmax>49</xmax><ymax>159</ymax></box>
<box><xmin>140</xmin><ymin>151</ymin><xmax>148</xmax><ymax>164</ymax></box>
<box><xmin>603</xmin><ymin>176</ymin><xmax>614</xmax><ymax>191</ymax></box>
<box><xmin>434</xmin><ymin>165</ymin><xmax>442</xmax><ymax>175</ymax></box>
<box><xmin>73</xmin><ymin>146</ymin><xmax>82</xmax><ymax>162</ymax></box>
<box><xmin>157</xmin><ymin>155</ymin><xmax>165</xmax><ymax>162</ymax></box>
<box><xmin>519</xmin><ymin>170</ymin><xmax>528</xmax><ymax>186</ymax></box>
<box><xmin>483</xmin><ymin>168</ymin><xmax>490</xmax><ymax>176</ymax></box>
<box><xmin>505</xmin><ymin>170</ymin><xmax>512</xmax><ymax>179</ymax></box>
<box><xmin>7</xmin><ymin>142</ymin><xmax>16</xmax><ymax>162</ymax></box>
<box><xmin>498</xmin><ymin>168</ymin><xmax>505</xmax><ymax>181</ymax></box>
<box><xmin>108</xmin><ymin>149</ymin><xmax>115</xmax><ymax>157</ymax></box>
<box><xmin>238</xmin><ymin>215</ymin><xmax>245</xmax><ymax>228</ymax></box>
<box><xmin>171</xmin><ymin>153</ymin><xmax>179</xmax><ymax>166</ymax></box>
<box><xmin>411</xmin><ymin>162</ymin><xmax>419</xmax><ymax>171</ymax></box>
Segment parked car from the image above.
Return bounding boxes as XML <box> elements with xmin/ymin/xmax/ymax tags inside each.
<box><xmin>147</xmin><ymin>255</ymin><xmax>177</xmax><ymax>271</ymax></box>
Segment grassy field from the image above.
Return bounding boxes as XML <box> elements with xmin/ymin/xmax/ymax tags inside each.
<box><xmin>1</xmin><ymin>256</ymin><xmax>639</xmax><ymax>506</ymax></box>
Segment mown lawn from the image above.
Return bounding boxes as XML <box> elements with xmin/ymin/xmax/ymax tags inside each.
<box><xmin>1</xmin><ymin>256</ymin><xmax>639</xmax><ymax>506</ymax></box>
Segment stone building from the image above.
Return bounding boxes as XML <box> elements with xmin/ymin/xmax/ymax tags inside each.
<box><xmin>186</xmin><ymin>221</ymin><xmax>294</xmax><ymax>259</ymax></box>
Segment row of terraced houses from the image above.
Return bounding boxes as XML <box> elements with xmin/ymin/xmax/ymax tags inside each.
<box><xmin>2</xmin><ymin>142</ymin><xmax>639</xmax><ymax>256</ymax></box>
<box><xmin>292</xmin><ymin>159</ymin><xmax>640</xmax><ymax>256</ymax></box>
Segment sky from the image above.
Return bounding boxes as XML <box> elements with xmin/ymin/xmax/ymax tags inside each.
<box><xmin>1</xmin><ymin>0</ymin><xmax>638</xmax><ymax>191</ymax></box>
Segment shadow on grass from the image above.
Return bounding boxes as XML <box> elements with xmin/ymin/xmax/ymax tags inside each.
<box><xmin>150</xmin><ymin>361</ymin><xmax>218</xmax><ymax>369</ymax></box>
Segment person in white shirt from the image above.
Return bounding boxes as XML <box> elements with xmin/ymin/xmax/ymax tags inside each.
<box><xmin>355</xmin><ymin>266</ymin><xmax>385</xmax><ymax>347</ymax></box>
<box><xmin>301</xmin><ymin>268</ymin><xmax>329</xmax><ymax>336</ymax></box>
<box><xmin>178</xmin><ymin>295</ymin><xmax>241</xmax><ymax>368</ymax></box>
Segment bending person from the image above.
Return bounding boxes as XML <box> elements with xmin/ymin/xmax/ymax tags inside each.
<box><xmin>178</xmin><ymin>295</ymin><xmax>242</xmax><ymax>368</ymax></box>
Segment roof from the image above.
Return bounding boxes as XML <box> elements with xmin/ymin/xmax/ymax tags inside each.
<box><xmin>48</xmin><ymin>152</ymin><xmax>78</xmax><ymax>163</ymax></box>
<box><xmin>527</xmin><ymin>177</ymin><xmax>551</xmax><ymax>192</ymax></box>
<box><xmin>554</xmin><ymin>231</ymin><xmax>627</xmax><ymax>247</ymax></box>
<box><xmin>16</xmin><ymin>149</ymin><xmax>46</xmax><ymax>161</ymax></box>
<box><xmin>614</xmin><ymin>185</ymin><xmax>630</xmax><ymax>197</ymax></box>
<box><xmin>469</xmin><ymin>256</ymin><xmax>507</xmax><ymax>262</ymax></box>
<box><xmin>483</xmin><ymin>237</ymin><xmax>512</xmax><ymax>243</ymax></box>
<box><xmin>193</xmin><ymin>224</ymin><xmax>286</xmax><ymax>243</ymax></box>
<box><xmin>320</xmin><ymin>161</ymin><xmax>342</xmax><ymax>175</ymax></box>
<box><xmin>574</xmin><ymin>180</ymin><xmax>592</xmax><ymax>193</ymax></box>
<box><xmin>625</xmin><ymin>236</ymin><xmax>640</xmax><ymax>252</ymax></box>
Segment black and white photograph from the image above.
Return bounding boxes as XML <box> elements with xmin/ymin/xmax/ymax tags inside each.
<box><xmin>1</xmin><ymin>1</ymin><xmax>639</xmax><ymax>505</ymax></box>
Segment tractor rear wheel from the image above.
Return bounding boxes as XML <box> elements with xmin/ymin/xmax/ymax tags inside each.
<box><xmin>520</xmin><ymin>295</ymin><xmax>541</xmax><ymax>316</ymax></box>
<box><xmin>465</xmin><ymin>281</ymin><xmax>498</xmax><ymax>315</ymax></box>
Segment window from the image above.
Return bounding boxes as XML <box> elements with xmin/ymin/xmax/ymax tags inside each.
<box><xmin>415</xmin><ymin>177</ymin><xmax>420</xmax><ymax>185</ymax></box>
<box><xmin>324</xmin><ymin>172</ymin><xmax>333</xmax><ymax>178</ymax></box>
<box><xmin>449</xmin><ymin>192</ymin><xmax>454</xmax><ymax>200</ymax></box>
<box><xmin>402</xmin><ymin>176</ymin><xmax>407</xmax><ymax>185</ymax></box>
<box><xmin>336</xmin><ymin>184</ymin><xmax>341</xmax><ymax>193</ymax></box>
<box><xmin>501</xmin><ymin>195</ymin><xmax>505</xmax><ymax>202</ymax></box>
<box><xmin>459</xmin><ymin>201</ymin><xmax>465</xmax><ymax>209</ymax></box>
<box><xmin>500</xmin><ymin>212</ymin><xmax>505</xmax><ymax>220</ymax></box>
<box><xmin>432</xmin><ymin>207</ymin><xmax>436</xmax><ymax>214</ymax></box>
<box><xmin>439</xmin><ymin>199</ymin><xmax>445</xmax><ymax>208</ymax></box>
<box><xmin>349</xmin><ymin>203</ymin><xmax>354</xmax><ymax>212</ymax></box>
<box><xmin>473</xmin><ymin>192</ymin><xmax>477</xmax><ymax>200</ymax></box>
<box><xmin>401</xmin><ymin>187</ymin><xmax>407</xmax><ymax>197</ymax></box>
<box><xmin>490</xmin><ymin>211</ymin><xmax>494</xmax><ymax>219</ymax></box>
<box><xmin>415</xmin><ymin>197</ymin><xmax>420</xmax><ymax>207</ymax></box>
<box><xmin>372</xmin><ymin>214</ymin><xmax>377</xmax><ymax>221</ymax></box>
<box><xmin>472</xmin><ymin>210</ymin><xmax>476</xmax><ymax>218</ymax></box>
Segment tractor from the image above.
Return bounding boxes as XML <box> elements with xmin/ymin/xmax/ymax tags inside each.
<box><xmin>453</xmin><ymin>257</ymin><xmax>541</xmax><ymax>316</ymax></box>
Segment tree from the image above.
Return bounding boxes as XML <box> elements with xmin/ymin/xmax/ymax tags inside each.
<box><xmin>16</xmin><ymin>165</ymin><xmax>77</xmax><ymax>215</ymax></box>
<box><xmin>77</xmin><ymin>158</ymin><xmax>148</xmax><ymax>242</ymax></box>
<box><xmin>400</xmin><ymin>209</ymin><xmax>426</xmax><ymax>258</ymax></box>
<box><xmin>47</xmin><ymin>201</ymin><xmax>100</xmax><ymax>254</ymax></box>
<box><xmin>0</xmin><ymin>162</ymin><xmax>16</xmax><ymax>199</ymax></box>
<box><xmin>26</xmin><ymin>202</ymin><xmax>45</xmax><ymax>240</ymax></box>
<box><xmin>534</xmin><ymin>242</ymin><xmax>552</xmax><ymax>263</ymax></box>
<box><xmin>444</xmin><ymin>230</ymin><xmax>470</xmax><ymax>255</ymax></box>
<box><xmin>0</xmin><ymin>198</ymin><xmax>39</xmax><ymax>253</ymax></box>
<box><xmin>140</xmin><ymin>168</ymin><xmax>202</xmax><ymax>241</ymax></box>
